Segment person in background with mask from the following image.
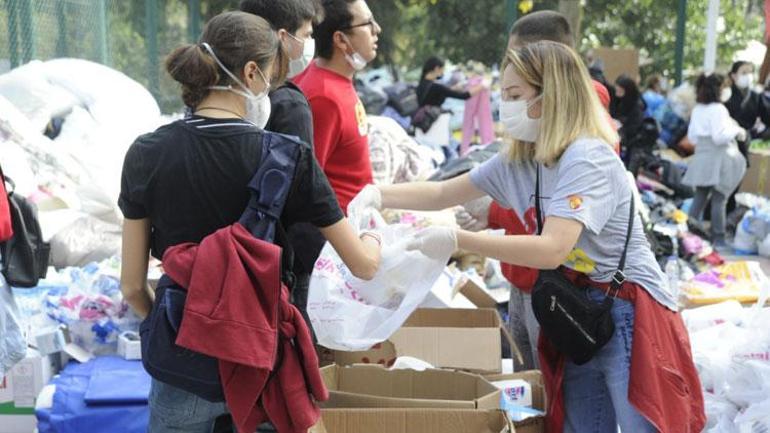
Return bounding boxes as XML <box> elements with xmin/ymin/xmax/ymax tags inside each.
<box><xmin>294</xmin><ymin>0</ymin><xmax>381</xmax><ymax>214</ymax></box>
<box><xmin>610</xmin><ymin>75</ymin><xmax>646</xmax><ymax>153</ymax></box>
<box><xmin>725</xmin><ymin>60</ymin><xmax>760</xmax><ymax>139</ymax></box>
<box><xmin>119</xmin><ymin>12</ymin><xmax>381</xmax><ymax>432</ymax></box>
<box><xmin>240</xmin><ymin>0</ymin><xmax>320</xmax><ymax>146</ymax></box>
<box><xmin>684</xmin><ymin>73</ymin><xmax>747</xmax><ymax>250</ymax></box>
<box><xmin>352</xmin><ymin>41</ymin><xmax>704</xmax><ymax>433</ymax></box>
<box><xmin>239</xmin><ymin>0</ymin><xmax>324</xmax><ymax>335</ymax></box>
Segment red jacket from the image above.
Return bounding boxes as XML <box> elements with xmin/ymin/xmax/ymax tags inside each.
<box><xmin>540</xmin><ymin>269</ymin><xmax>706</xmax><ymax>433</ymax></box>
<box><xmin>0</xmin><ymin>167</ymin><xmax>13</xmax><ymax>242</ymax></box>
<box><xmin>163</xmin><ymin>224</ymin><xmax>328</xmax><ymax>433</ymax></box>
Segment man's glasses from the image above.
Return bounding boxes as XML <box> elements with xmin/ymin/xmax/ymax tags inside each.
<box><xmin>341</xmin><ymin>18</ymin><xmax>378</xmax><ymax>33</ymax></box>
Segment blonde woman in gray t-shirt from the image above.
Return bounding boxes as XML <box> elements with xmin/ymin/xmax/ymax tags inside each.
<box><xmin>350</xmin><ymin>41</ymin><xmax>704</xmax><ymax>433</ymax></box>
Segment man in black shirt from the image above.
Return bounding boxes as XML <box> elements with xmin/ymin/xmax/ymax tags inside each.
<box><xmin>239</xmin><ymin>0</ymin><xmax>327</xmax><ymax>330</ymax></box>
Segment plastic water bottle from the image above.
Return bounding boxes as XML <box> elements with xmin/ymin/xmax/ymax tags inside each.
<box><xmin>664</xmin><ymin>256</ymin><xmax>680</xmax><ymax>295</ymax></box>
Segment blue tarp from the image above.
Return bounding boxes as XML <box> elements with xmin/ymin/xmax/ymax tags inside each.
<box><xmin>37</xmin><ymin>356</ymin><xmax>149</xmax><ymax>433</ymax></box>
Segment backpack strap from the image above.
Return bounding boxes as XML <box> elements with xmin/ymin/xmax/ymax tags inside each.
<box><xmin>238</xmin><ymin>132</ymin><xmax>301</xmax><ymax>288</ymax></box>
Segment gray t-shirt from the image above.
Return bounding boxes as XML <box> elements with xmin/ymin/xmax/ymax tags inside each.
<box><xmin>470</xmin><ymin>138</ymin><xmax>676</xmax><ymax>310</ymax></box>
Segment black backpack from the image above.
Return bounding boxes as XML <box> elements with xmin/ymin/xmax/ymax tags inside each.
<box><xmin>0</xmin><ymin>167</ymin><xmax>50</xmax><ymax>288</ymax></box>
<box><xmin>384</xmin><ymin>83</ymin><xmax>419</xmax><ymax>117</ymax></box>
<box><xmin>139</xmin><ymin>131</ymin><xmax>299</xmax><ymax>402</ymax></box>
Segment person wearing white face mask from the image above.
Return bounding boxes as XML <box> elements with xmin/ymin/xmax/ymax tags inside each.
<box><xmin>350</xmin><ymin>41</ymin><xmax>705</xmax><ymax>433</ymax></box>
<box><xmin>725</xmin><ymin>61</ymin><xmax>760</xmax><ymax>142</ymax></box>
<box><xmin>119</xmin><ymin>13</ymin><xmax>382</xmax><ymax>432</ymax></box>
<box><xmin>294</xmin><ymin>0</ymin><xmax>382</xmax><ymax>216</ymax></box>
<box><xmin>239</xmin><ymin>0</ymin><xmax>329</xmax><ymax>330</ymax></box>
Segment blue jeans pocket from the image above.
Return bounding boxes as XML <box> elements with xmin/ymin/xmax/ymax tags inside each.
<box><xmin>149</xmin><ymin>379</ymin><xmax>198</xmax><ymax>425</ymax></box>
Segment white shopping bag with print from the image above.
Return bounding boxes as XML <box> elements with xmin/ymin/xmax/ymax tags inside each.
<box><xmin>308</xmin><ymin>201</ymin><xmax>453</xmax><ymax>351</ymax></box>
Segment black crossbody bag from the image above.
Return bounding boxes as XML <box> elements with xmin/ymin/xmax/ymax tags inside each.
<box><xmin>530</xmin><ymin>165</ymin><xmax>635</xmax><ymax>365</ymax></box>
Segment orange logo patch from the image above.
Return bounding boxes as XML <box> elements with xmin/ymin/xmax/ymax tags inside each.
<box><xmin>568</xmin><ymin>195</ymin><xmax>583</xmax><ymax>210</ymax></box>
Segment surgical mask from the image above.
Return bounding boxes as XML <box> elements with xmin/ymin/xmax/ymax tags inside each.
<box><xmin>736</xmin><ymin>73</ymin><xmax>754</xmax><ymax>90</ymax></box>
<box><xmin>720</xmin><ymin>87</ymin><xmax>733</xmax><ymax>103</ymax></box>
<box><xmin>201</xmin><ymin>42</ymin><xmax>272</xmax><ymax>129</ymax></box>
<box><xmin>499</xmin><ymin>95</ymin><xmax>542</xmax><ymax>142</ymax></box>
<box><xmin>341</xmin><ymin>34</ymin><xmax>368</xmax><ymax>71</ymax></box>
<box><xmin>287</xmin><ymin>33</ymin><xmax>315</xmax><ymax>78</ymax></box>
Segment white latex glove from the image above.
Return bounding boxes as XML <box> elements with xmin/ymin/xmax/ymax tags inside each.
<box><xmin>736</xmin><ymin>128</ymin><xmax>748</xmax><ymax>142</ymax></box>
<box><xmin>455</xmin><ymin>196</ymin><xmax>492</xmax><ymax>231</ymax></box>
<box><xmin>406</xmin><ymin>226</ymin><xmax>458</xmax><ymax>260</ymax></box>
<box><xmin>347</xmin><ymin>184</ymin><xmax>382</xmax><ymax>214</ymax></box>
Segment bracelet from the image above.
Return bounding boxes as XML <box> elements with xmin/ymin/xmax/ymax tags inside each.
<box><xmin>360</xmin><ymin>231</ymin><xmax>382</xmax><ymax>246</ymax></box>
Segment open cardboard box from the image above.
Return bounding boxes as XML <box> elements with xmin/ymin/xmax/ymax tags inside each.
<box><xmin>486</xmin><ymin>370</ymin><xmax>546</xmax><ymax>433</ymax></box>
<box><xmin>323</xmin><ymin>308</ymin><xmax>520</xmax><ymax>374</ymax></box>
<box><xmin>311</xmin><ymin>408</ymin><xmax>513</xmax><ymax>433</ymax></box>
<box><xmin>320</xmin><ymin>364</ymin><xmax>501</xmax><ymax>410</ymax></box>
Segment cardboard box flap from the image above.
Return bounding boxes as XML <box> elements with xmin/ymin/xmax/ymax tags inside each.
<box><xmin>403</xmin><ymin>308</ymin><xmax>500</xmax><ymax>328</ymax></box>
<box><xmin>322</xmin><ymin>364</ymin><xmax>499</xmax><ymax>407</ymax></box>
<box><xmin>312</xmin><ymin>409</ymin><xmax>513</xmax><ymax>433</ymax></box>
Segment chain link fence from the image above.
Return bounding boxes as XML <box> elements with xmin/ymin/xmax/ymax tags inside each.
<box><xmin>1</xmin><ymin>0</ymin><xmax>207</xmax><ymax>113</ymax></box>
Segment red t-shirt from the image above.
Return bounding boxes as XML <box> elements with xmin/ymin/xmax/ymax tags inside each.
<box><xmin>294</xmin><ymin>62</ymin><xmax>372</xmax><ymax>213</ymax></box>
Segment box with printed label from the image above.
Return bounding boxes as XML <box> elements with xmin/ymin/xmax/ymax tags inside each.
<box><xmin>486</xmin><ymin>370</ymin><xmax>546</xmax><ymax>433</ymax></box>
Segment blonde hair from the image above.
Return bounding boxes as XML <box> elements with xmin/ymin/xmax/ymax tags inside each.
<box><xmin>502</xmin><ymin>41</ymin><xmax>618</xmax><ymax>165</ymax></box>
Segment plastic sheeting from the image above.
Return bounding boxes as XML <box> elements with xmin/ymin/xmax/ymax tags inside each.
<box><xmin>36</xmin><ymin>356</ymin><xmax>150</xmax><ymax>433</ymax></box>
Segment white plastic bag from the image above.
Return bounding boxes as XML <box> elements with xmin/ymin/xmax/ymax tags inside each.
<box><xmin>1</xmin><ymin>272</ymin><xmax>27</xmax><ymax>376</ymax></box>
<box><xmin>308</xmin><ymin>202</ymin><xmax>454</xmax><ymax>351</ymax></box>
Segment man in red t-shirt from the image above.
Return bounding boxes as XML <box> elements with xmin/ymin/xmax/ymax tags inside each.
<box><xmin>294</xmin><ymin>0</ymin><xmax>382</xmax><ymax>214</ymax></box>
<box><xmin>457</xmin><ymin>11</ymin><xmax>615</xmax><ymax>371</ymax></box>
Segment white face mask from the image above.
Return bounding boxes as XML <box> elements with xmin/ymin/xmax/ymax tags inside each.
<box><xmin>736</xmin><ymin>73</ymin><xmax>754</xmax><ymax>90</ymax></box>
<box><xmin>287</xmin><ymin>34</ymin><xmax>315</xmax><ymax>78</ymax></box>
<box><xmin>720</xmin><ymin>87</ymin><xmax>733</xmax><ymax>103</ymax></box>
<box><xmin>341</xmin><ymin>34</ymin><xmax>368</xmax><ymax>71</ymax></box>
<box><xmin>499</xmin><ymin>95</ymin><xmax>542</xmax><ymax>142</ymax></box>
<box><xmin>201</xmin><ymin>42</ymin><xmax>272</xmax><ymax>129</ymax></box>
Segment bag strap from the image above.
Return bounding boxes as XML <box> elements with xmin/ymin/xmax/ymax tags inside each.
<box><xmin>610</xmin><ymin>192</ymin><xmax>635</xmax><ymax>294</ymax></box>
<box><xmin>238</xmin><ymin>132</ymin><xmax>301</xmax><ymax>288</ymax></box>
<box><xmin>535</xmin><ymin>164</ymin><xmax>543</xmax><ymax>235</ymax></box>
<box><xmin>535</xmin><ymin>164</ymin><xmax>635</xmax><ymax>294</ymax></box>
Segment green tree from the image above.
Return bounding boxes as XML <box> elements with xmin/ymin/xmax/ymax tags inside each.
<box><xmin>580</xmin><ymin>0</ymin><xmax>765</xmax><ymax>80</ymax></box>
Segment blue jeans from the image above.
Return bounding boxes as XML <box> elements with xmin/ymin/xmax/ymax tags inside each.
<box><xmin>147</xmin><ymin>379</ymin><xmax>228</xmax><ymax>433</ymax></box>
<box><xmin>563</xmin><ymin>288</ymin><xmax>656</xmax><ymax>433</ymax></box>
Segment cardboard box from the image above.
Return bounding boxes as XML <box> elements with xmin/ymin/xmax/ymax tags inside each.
<box><xmin>592</xmin><ymin>47</ymin><xmax>640</xmax><ymax>83</ymax></box>
<box><xmin>740</xmin><ymin>149</ymin><xmax>770</xmax><ymax>197</ymax></box>
<box><xmin>389</xmin><ymin>308</ymin><xmax>512</xmax><ymax>373</ymax></box>
<box><xmin>10</xmin><ymin>350</ymin><xmax>56</xmax><ymax>408</ymax></box>
<box><xmin>459</xmin><ymin>274</ymin><xmax>509</xmax><ymax>308</ymax></box>
<box><xmin>118</xmin><ymin>331</ymin><xmax>142</xmax><ymax>360</ymax></box>
<box><xmin>320</xmin><ymin>364</ymin><xmax>501</xmax><ymax>410</ymax></box>
<box><xmin>486</xmin><ymin>370</ymin><xmax>546</xmax><ymax>433</ymax></box>
<box><xmin>325</xmin><ymin>309</ymin><xmax>516</xmax><ymax>374</ymax></box>
<box><xmin>312</xmin><ymin>409</ymin><xmax>513</xmax><ymax>433</ymax></box>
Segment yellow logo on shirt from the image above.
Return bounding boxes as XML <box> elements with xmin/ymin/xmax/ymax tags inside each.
<box><xmin>565</xmin><ymin>248</ymin><xmax>596</xmax><ymax>273</ymax></box>
<box><xmin>568</xmin><ymin>195</ymin><xmax>583</xmax><ymax>210</ymax></box>
<box><xmin>355</xmin><ymin>99</ymin><xmax>368</xmax><ymax>136</ymax></box>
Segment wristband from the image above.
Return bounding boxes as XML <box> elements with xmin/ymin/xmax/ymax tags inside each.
<box><xmin>360</xmin><ymin>231</ymin><xmax>382</xmax><ymax>246</ymax></box>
